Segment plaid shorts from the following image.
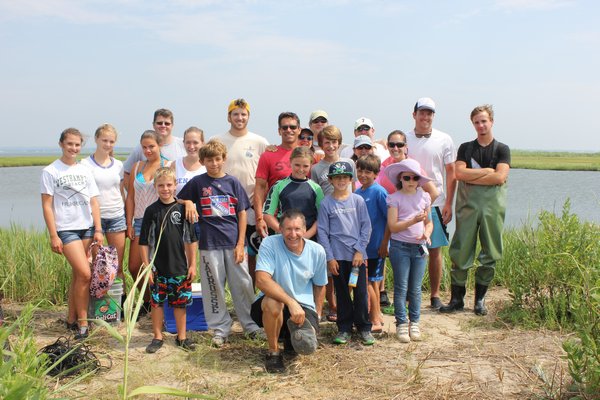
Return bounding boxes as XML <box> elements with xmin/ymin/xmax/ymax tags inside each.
<box><xmin>150</xmin><ymin>275</ymin><xmax>192</xmax><ymax>308</ymax></box>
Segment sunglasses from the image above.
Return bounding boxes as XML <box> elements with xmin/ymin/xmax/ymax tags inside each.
<box><xmin>299</xmin><ymin>135</ymin><xmax>313</xmax><ymax>141</ymax></box>
<box><xmin>155</xmin><ymin>121</ymin><xmax>172</xmax><ymax>126</ymax></box>
<box><xmin>356</xmin><ymin>125</ymin><xmax>371</xmax><ymax>132</ymax></box>
<box><xmin>388</xmin><ymin>141</ymin><xmax>406</xmax><ymax>148</ymax></box>
<box><xmin>312</xmin><ymin>117</ymin><xmax>327</xmax><ymax>124</ymax></box>
<box><xmin>280</xmin><ymin>125</ymin><xmax>298</xmax><ymax>131</ymax></box>
<box><xmin>356</xmin><ymin>145</ymin><xmax>372</xmax><ymax>150</ymax></box>
<box><xmin>401</xmin><ymin>175</ymin><xmax>421</xmax><ymax>182</ymax></box>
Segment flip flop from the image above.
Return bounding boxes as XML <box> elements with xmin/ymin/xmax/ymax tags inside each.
<box><xmin>326</xmin><ymin>313</ymin><xmax>337</xmax><ymax>322</ymax></box>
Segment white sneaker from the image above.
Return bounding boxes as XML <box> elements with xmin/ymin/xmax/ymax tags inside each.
<box><xmin>211</xmin><ymin>335</ymin><xmax>227</xmax><ymax>348</ymax></box>
<box><xmin>409</xmin><ymin>322</ymin><xmax>421</xmax><ymax>341</ymax></box>
<box><xmin>396</xmin><ymin>323</ymin><xmax>410</xmax><ymax>343</ymax></box>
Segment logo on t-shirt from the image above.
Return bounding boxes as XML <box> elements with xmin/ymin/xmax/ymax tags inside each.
<box><xmin>170</xmin><ymin>210</ymin><xmax>182</xmax><ymax>225</ymax></box>
<box><xmin>200</xmin><ymin>195</ymin><xmax>238</xmax><ymax>217</ymax></box>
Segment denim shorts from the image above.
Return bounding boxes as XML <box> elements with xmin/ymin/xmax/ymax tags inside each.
<box><xmin>133</xmin><ymin>218</ymin><xmax>143</xmax><ymax>238</ymax></box>
<box><xmin>57</xmin><ymin>227</ymin><xmax>94</xmax><ymax>245</ymax></box>
<box><xmin>101</xmin><ymin>215</ymin><xmax>127</xmax><ymax>233</ymax></box>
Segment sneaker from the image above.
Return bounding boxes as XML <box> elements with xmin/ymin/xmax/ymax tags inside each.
<box><xmin>396</xmin><ymin>323</ymin><xmax>410</xmax><ymax>343</ymax></box>
<box><xmin>380</xmin><ymin>291</ymin><xmax>391</xmax><ymax>307</ymax></box>
<box><xmin>332</xmin><ymin>331</ymin><xmax>351</xmax><ymax>345</ymax></box>
<box><xmin>265</xmin><ymin>352</ymin><xmax>285</xmax><ymax>373</ymax></box>
<box><xmin>409</xmin><ymin>323</ymin><xmax>421</xmax><ymax>341</ymax></box>
<box><xmin>211</xmin><ymin>335</ymin><xmax>227</xmax><ymax>348</ymax></box>
<box><xmin>430</xmin><ymin>297</ymin><xmax>443</xmax><ymax>310</ymax></box>
<box><xmin>146</xmin><ymin>338</ymin><xmax>163</xmax><ymax>353</ymax></box>
<box><xmin>247</xmin><ymin>328</ymin><xmax>267</xmax><ymax>341</ymax></box>
<box><xmin>74</xmin><ymin>326</ymin><xmax>89</xmax><ymax>341</ymax></box>
<box><xmin>360</xmin><ymin>331</ymin><xmax>375</xmax><ymax>346</ymax></box>
<box><xmin>176</xmin><ymin>338</ymin><xmax>197</xmax><ymax>351</ymax></box>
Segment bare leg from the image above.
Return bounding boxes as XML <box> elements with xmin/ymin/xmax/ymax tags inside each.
<box><xmin>325</xmin><ymin>278</ymin><xmax>337</xmax><ymax>316</ymax></box>
<box><xmin>106</xmin><ymin>231</ymin><xmax>127</xmax><ymax>291</ymax></box>
<box><xmin>151</xmin><ymin>306</ymin><xmax>164</xmax><ymax>340</ymax></box>
<box><xmin>261</xmin><ymin>297</ymin><xmax>284</xmax><ymax>353</ymax></box>
<box><xmin>428</xmin><ymin>247</ymin><xmax>443</xmax><ymax>299</ymax></box>
<box><xmin>62</xmin><ymin>238</ymin><xmax>93</xmax><ymax>328</ymax></box>
<box><xmin>368</xmin><ymin>281</ymin><xmax>382</xmax><ymax>327</ymax></box>
<box><xmin>173</xmin><ymin>307</ymin><xmax>187</xmax><ymax>341</ymax></box>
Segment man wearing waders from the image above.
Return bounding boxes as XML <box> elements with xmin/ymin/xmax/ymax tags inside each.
<box><xmin>440</xmin><ymin>105</ymin><xmax>510</xmax><ymax>316</ymax></box>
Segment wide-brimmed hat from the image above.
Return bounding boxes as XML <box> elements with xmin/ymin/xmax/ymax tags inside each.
<box><xmin>384</xmin><ymin>159</ymin><xmax>431</xmax><ymax>187</ymax></box>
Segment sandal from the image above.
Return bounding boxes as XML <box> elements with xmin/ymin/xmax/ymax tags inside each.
<box><xmin>326</xmin><ymin>313</ymin><xmax>337</xmax><ymax>322</ymax></box>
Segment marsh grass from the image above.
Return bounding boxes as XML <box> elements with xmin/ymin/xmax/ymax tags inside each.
<box><xmin>511</xmin><ymin>150</ymin><xmax>600</xmax><ymax>171</ymax></box>
<box><xmin>0</xmin><ymin>154</ymin><xmax>128</xmax><ymax>167</ymax></box>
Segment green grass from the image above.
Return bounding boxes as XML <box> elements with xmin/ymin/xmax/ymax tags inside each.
<box><xmin>511</xmin><ymin>150</ymin><xmax>600</xmax><ymax>171</ymax></box>
<box><xmin>0</xmin><ymin>154</ymin><xmax>128</xmax><ymax>167</ymax></box>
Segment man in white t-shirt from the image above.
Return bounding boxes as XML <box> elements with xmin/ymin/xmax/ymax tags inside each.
<box><xmin>212</xmin><ymin>98</ymin><xmax>269</xmax><ymax>283</ymax></box>
<box><xmin>251</xmin><ymin>209</ymin><xmax>327</xmax><ymax>373</ymax></box>
<box><xmin>122</xmin><ymin>108</ymin><xmax>186</xmax><ymax>187</ymax></box>
<box><xmin>405</xmin><ymin>97</ymin><xmax>457</xmax><ymax>310</ymax></box>
<box><xmin>340</xmin><ymin>117</ymin><xmax>389</xmax><ymax>161</ymax></box>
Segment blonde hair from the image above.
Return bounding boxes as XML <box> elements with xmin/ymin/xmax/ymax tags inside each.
<box><xmin>154</xmin><ymin>167</ymin><xmax>176</xmax><ymax>184</ymax></box>
<box><xmin>199</xmin><ymin>139</ymin><xmax>227</xmax><ymax>161</ymax></box>
<box><xmin>290</xmin><ymin>146</ymin><xmax>313</xmax><ymax>162</ymax></box>
<box><xmin>94</xmin><ymin>123</ymin><xmax>118</xmax><ymax>140</ymax></box>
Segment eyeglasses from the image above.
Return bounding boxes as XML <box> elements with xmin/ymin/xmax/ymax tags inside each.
<box><xmin>356</xmin><ymin>125</ymin><xmax>371</xmax><ymax>132</ymax></box>
<box><xmin>299</xmin><ymin>135</ymin><xmax>313</xmax><ymax>141</ymax></box>
<box><xmin>388</xmin><ymin>141</ymin><xmax>406</xmax><ymax>148</ymax></box>
<box><xmin>356</xmin><ymin>145</ymin><xmax>372</xmax><ymax>150</ymax></box>
<box><xmin>280</xmin><ymin>125</ymin><xmax>298</xmax><ymax>131</ymax></box>
<box><xmin>311</xmin><ymin>117</ymin><xmax>327</xmax><ymax>124</ymax></box>
<box><xmin>155</xmin><ymin>121</ymin><xmax>172</xmax><ymax>126</ymax></box>
<box><xmin>401</xmin><ymin>175</ymin><xmax>420</xmax><ymax>182</ymax></box>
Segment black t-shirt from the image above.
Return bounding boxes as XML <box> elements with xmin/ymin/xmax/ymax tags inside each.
<box><xmin>139</xmin><ymin>200</ymin><xmax>198</xmax><ymax>277</ymax></box>
<box><xmin>456</xmin><ymin>139</ymin><xmax>511</xmax><ymax>169</ymax></box>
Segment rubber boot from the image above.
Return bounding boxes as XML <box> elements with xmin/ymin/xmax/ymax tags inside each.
<box><xmin>474</xmin><ymin>284</ymin><xmax>489</xmax><ymax>316</ymax></box>
<box><xmin>439</xmin><ymin>285</ymin><xmax>465</xmax><ymax>313</ymax></box>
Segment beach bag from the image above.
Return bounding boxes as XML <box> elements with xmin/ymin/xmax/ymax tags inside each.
<box><xmin>89</xmin><ymin>243</ymin><xmax>118</xmax><ymax>299</ymax></box>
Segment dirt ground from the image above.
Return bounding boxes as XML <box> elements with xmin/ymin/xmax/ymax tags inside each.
<box><xmin>13</xmin><ymin>287</ymin><xmax>573</xmax><ymax>399</ymax></box>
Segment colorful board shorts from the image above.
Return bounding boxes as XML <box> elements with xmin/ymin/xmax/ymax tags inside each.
<box><xmin>150</xmin><ymin>275</ymin><xmax>192</xmax><ymax>308</ymax></box>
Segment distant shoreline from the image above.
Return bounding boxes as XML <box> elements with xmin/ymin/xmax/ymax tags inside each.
<box><xmin>0</xmin><ymin>150</ymin><xmax>598</xmax><ymax>171</ymax></box>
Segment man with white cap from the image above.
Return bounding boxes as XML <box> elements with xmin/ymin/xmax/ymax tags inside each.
<box><xmin>308</xmin><ymin>110</ymin><xmax>329</xmax><ymax>157</ymax></box>
<box><xmin>340</xmin><ymin>117</ymin><xmax>389</xmax><ymax>161</ymax></box>
<box><xmin>405</xmin><ymin>97</ymin><xmax>456</xmax><ymax>310</ymax></box>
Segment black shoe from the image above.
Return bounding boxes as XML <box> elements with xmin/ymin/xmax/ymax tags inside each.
<box><xmin>439</xmin><ymin>285</ymin><xmax>466</xmax><ymax>313</ymax></box>
<box><xmin>380</xmin><ymin>291</ymin><xmax>390</xmax><ymax>307</ymax></box>
<box><xmin>265</xmin><ymin>352</ymin><xmax>285</xmax><ymax>373</ymax></box>
<box><xmin>430</xmin><ymin>297</ymin><xmax>443</xmax><ymax>310</ymax></box>
<box><xmin>66</xmin><ymin>321</ymin><xmax>79</xmax><ymax>332</ymax></box>
<box><xmin>146</xmin><ymin>338</ymin><xmax>164</xmax><ymax>353</ymax></box>
<box><xmin>176</xmin><ymin>338</ymin><xmax>197</xmax><ymax>351</ymax></box>
<box><xmin>474</xmin><ymin>284</ymin><xmax>489</xmax><ymax>316</ymax></box>
<box><xmin>74</xmin><ymin>327</ymin><xmax>89</xmax><ymax>341</ymax></box>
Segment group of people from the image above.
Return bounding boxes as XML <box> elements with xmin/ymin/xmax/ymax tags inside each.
<box><xmin>40</xmin><ymin>97</ymin><xmax>510</xmax><ymax>373</ymax></box>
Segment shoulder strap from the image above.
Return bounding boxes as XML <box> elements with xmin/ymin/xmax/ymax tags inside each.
<box><xmin>463</xmin><ymin>140</ymin><xmax>475</xmax><ymax>169</ymax></box>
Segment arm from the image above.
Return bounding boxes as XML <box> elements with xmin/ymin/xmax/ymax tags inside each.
<box><xmin>378</xmin><ymin>225</ymin><xmax>391</xmax><ymax>258</ymax></box>
<box><xmin>256</xmin><ymin>270</ymin><xmax>306</xmax><ymax>325</ymax></box>
<box><xmin>177</xmin><ymin>199</ymin><xmax>198</xmax><ymax>223</ymax></box>
<box><xmin>41</xmin><ymin>194</ymin><xmax>62</xmax><ymax>255</ymax></box>
<box><xmin>184</xmin><ymin>242</ymin><xmax>197</xmax><ymax>281</ymax></box>
<box><xmin>125</xmin><ymin>162</ymin><xmax>138</xmax><ymax>240</ymax></box>
<box><xmin>253</xmin><ymin>177</ymin><xmax>269</xmax><ymax>237</ymax></box>
<box><xmin>234</xmin><ymin>209</ymin><xmax>247</xmax><ymax>264</ymax></box>
<box><xmin>422</xmin><ymin>180</ymin><xmax>439</xmax><ymax>206</ymax></box>
<box><xmin>417</xmin><ymin>208</ymin><xmax>434</xmax><ymax>245</ymax></box>
<box><xmin>262</xmin><ymin>184</ymin><xmax>281</xmax><ymax>233</ymax></box>
<box><xmin>90</xmin><ymin>197</ymin><xmax>104</xmax><ymax>244</ymax></box>
<box><xmin>441</xmin><ymin>162</ymin><xmax>457</xmax><ymax>225</ymax></box>
<box><xmin>305</xmin><ymin>221</ymin><xmax>318</xmax><ymax>239</ymax></box>
<box><xmin>263</xmin><ymin>214</ymin><xmax>280</xmax><ymax>234</ymax></box>
<box><xmin>455</xmin><ymin>160</ymin><xmax>510</xmax><ymax>185</ymax></box>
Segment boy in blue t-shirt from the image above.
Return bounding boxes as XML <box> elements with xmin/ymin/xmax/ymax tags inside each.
<box><xmin>355</xmin><ymin>155</ymin><xmax>389</xmax><ymax>333</ymax></box>
<box><xmin>139</xmin><ymin>168</ymin><xmax>198</xmax><ymax>353</ymax></box>
<box><xmin>317</xmin><ymin>161</ymin><xmax>374</xmax><ymax>345</ymax></box>
<box><xmin>178</xmin><ymin>139</ymin><xmax>264</xmax><ymax>347</ymax></box>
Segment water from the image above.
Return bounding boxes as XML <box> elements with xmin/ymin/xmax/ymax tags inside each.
<box><xmin>0</xmin><ymin>166</ymin><xmax>598</xmax><ymax>230</ymax></box>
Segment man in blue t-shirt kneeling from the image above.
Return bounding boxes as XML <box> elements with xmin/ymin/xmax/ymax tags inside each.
<box><xmin>251</xmin><ymin>209</ymin><xmax>328</xmax><ymax>373</ymax></box>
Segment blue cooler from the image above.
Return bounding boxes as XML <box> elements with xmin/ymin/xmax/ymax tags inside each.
<box><xmin>163</xmin><ymin>283</ymin><xmax>208</xmax><ymax>333</ymax></box>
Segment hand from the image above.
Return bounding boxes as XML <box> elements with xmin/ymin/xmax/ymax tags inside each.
<box><xmin>234</xmin><ymin>244</ymin><xmax>245</xmax><ymax>265</ymax></box>
<box><xmin>352</xmin><ymin>251</ymin><xmax>364</xmax><ymax>267</ymax></box>
<box><xmin>412</xmin><ymin>211</ymin><xmax>427</xmax><ymax>224</ymax></box>
<box><xmin>327</xmin><ymin>260</ymin><xmax>339</xmax><ymax>276</ymax></box>
<box><xmin>148</xmin><ymin>268</ymin><xmax>155</xmax><ymax>285</ymax></box>
<box><xmin>187</xmin><ymin>266</ymin><xmax>196</xmax><ymax>281</ymax></box>
<box><xmin>287</xmin><ymin>300</ymin><xmax>306</xmax><ymax>326</ymax></box>
<box><xmin>50</xmin><ymin>236</ymin><xmax>63</xmax><ymax>255</ymax></box>
<box><xmin>185</xmin><ymin>201</ymin><xmax>199</xmax><ymax>223</ymax></box>
<box><xmin>378</xmin><ymin>242</ymin><xmax>388</xmax><ymax>258</ymax></box>
<box><xmin>265</xmin><ymin>144</ymin><xmax>278</xmax><ymax>153</ymax></box>
<box><xmin>442</xmin><ymin>204</ymin><xmax>453</xmax><ymax>225</ymax></box>
<box><xmin>256</xmin><ymin>219</ymin><xmax>269</xmax><ymax>238</ymax></box>
<box><xmin>127</xmin><ymin>225</ymin><xmax>135</xmax><ymax>241</ymax></box>
<box><xmin>93</xmin><ymin>231</ymin><xmax>104</xmax><ymax>244</ymax></box>
<box><xmin>417</xmin><ymin>233</ymin><xmax>432</xmax><ymax>246</ymax></box>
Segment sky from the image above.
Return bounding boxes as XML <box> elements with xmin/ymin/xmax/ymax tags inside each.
<box><xmin>0</xmin><ymin>0</ymin><xmax>598</xmax><ymax>152</ymax></box>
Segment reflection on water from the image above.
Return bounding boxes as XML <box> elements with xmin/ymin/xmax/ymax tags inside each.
<box><xmin>0</xmin><ymin>166</ymin><xmax>599</xmax><ymax>230</ymax></box>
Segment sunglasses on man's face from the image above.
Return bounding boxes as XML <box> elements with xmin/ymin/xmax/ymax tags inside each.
<box><xmin>388</xmin><ymin>141</ymin><xmax>406</xmax><ymax>148</ymax></box>
<box><xmin>356</xmin><ymin>125</ymin><xmax>371</xmax><ymax>132</ymax></box>
<box><xmin>401</xmin><ymin>175</ymin><xmax>420</xmax><ymax>182</ymax></box>
<box><xmin>155</xmin><ymin>121</ymin><xmax>172</xmax><ymax>126</ymax></box>
<box><xmin>280</xmin><ymin>125</ymin><xmax>298</xmax><ymax>131</ymax></box>
<box><xmin>356</xmin><ymin>145</ymin><xmax>372</xmax><ymax>150</ymax></box>
<box><xmin>299</xmin><ymin>135</ymin><xmax>313</xmax><ymax>141</ymax></box>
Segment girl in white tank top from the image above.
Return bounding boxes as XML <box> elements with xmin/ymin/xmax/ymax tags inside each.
<box><xmin>173</xmin><ymin>127</ymin><xmax>206</xmax><ymax>194</ymax></box>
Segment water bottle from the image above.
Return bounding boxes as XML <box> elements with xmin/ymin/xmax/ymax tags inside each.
<box><xmin>348</xmin><ymin>265</ymin><xmax>359</xmax><ymax>287</ymax></box>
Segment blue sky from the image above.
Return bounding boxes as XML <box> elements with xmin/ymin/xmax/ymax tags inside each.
<box><xmin>1</xmin><ymin>0</ymin><xmax>598</xmax><ymax>152</ymax></box>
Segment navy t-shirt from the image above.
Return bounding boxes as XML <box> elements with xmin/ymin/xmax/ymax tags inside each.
<box><xmin>177</xmin><ymin>173</ymin><xmax>250</xmax><ymax>250</ymax></box>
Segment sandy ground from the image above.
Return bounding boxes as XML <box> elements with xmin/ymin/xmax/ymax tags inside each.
<box><xmin>10</xmin><ymin>287</ymin><xmax>574</xmax><ymax>399</ymax></box>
